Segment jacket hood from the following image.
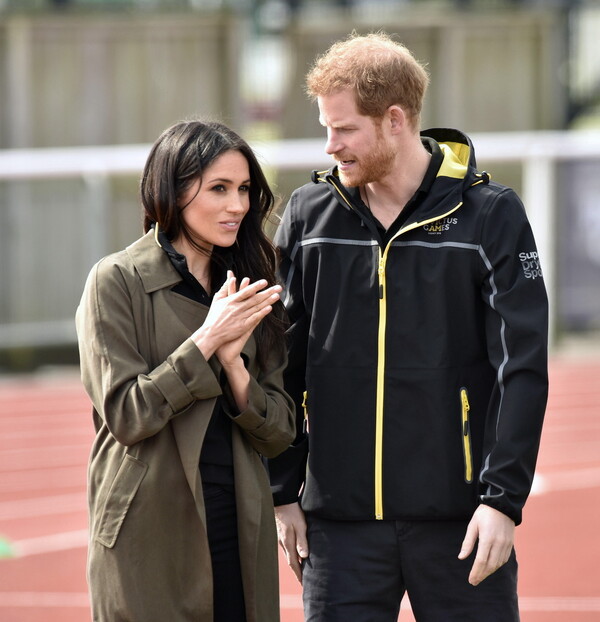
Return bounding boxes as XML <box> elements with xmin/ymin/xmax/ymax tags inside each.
<box><xmin>311</xmin><ymin>127</ymin><xmax>489</xmax><ymax>228</ymax></box>
<box><xmin>422</xmin><ymin>127</ymin><xmax>478</xmax><ymax>178</ymax></box>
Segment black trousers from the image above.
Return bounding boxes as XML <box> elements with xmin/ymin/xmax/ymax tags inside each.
<box><xmin>204</xmin><ymin>483</ymin><xmax>247</xmax><ymax>622</ymax></box>
<box><xmin>302</xmin><ymin>515</ymin><xmax>519</xmax><ymax>622</ymax></box>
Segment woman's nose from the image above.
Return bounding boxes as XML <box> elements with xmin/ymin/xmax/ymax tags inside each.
<box><xmin>227</xmin><ymin>193</ymin><xmax>248</xmax><ymax>213</ymax></box>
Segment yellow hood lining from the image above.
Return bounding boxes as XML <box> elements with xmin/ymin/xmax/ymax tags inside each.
<box><xmin>438</xmin><ymin>142</ymin><xmax>470</xmax><ymax>180</ymax></box>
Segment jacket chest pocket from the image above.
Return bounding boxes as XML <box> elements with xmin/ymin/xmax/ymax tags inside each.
<box><xmin>95</xmin><ymin>454</ymin><xmax>148</xmax><ymax>548</ymax></box>
<box><xmin>460</xmin><ymin>388</ymin><xmax>473</xmax><ymax>484</ymax></box>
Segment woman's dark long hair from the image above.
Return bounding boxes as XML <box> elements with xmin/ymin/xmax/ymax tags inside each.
<box><xmin>140</xmin><ymin>119</ymin><xmax>286</xmax><ymax>369</ymax></box>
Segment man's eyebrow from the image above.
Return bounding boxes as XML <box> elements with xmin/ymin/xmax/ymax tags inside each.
<box><xmin>319</xmin><ymin>117</ymin><xmax>351</xmax><ymax>129</ymax></box>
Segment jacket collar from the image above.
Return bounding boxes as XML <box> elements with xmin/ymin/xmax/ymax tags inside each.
<box><xmin>314</xmin><ymin>127</ymin><xmax>486</xmax><ymax>228</ymax></box>
<box><xmin>125</xmin><ymin>230</ymin><xmax>182</xmax><ymax>294</ymax></box>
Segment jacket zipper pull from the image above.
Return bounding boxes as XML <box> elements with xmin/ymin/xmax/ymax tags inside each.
<box><xmin>302</xmin><ymin>391</ymin><xmax>309</xmax><ymax>434</ymax></box>
<box><xmin>461</xmin><ymin>389</ymin><xmax>470</xmax><ymax>435</ymax></box>
<box><xmin>378</xmin><ymin>257</ymin><xmax>385</xmax><ymax>299</ymax></box>
<box><xmin>460</xmin><ymin>388</ymin><xmax>473</xmax><ymax>483</ymax></box>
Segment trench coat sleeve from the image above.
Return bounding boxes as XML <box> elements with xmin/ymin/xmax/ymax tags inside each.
<box><xmin>476</xmin><ymin>188</ymin><xmax>549</xmax><ymax>525</ymax></box>
<box><xmin>76</xmin><ymin>257</ymin><xmax>223</xmax><ymax>447</ymax></box>
<box><xmin>220</xmin><ymin>348</ymin><xmax>296</xmax><ymax>459</ymax></box>
<box><xmin>264</xmin><ymin>192</ymin><xmax>310</xmax><ymax>505</ymax></box>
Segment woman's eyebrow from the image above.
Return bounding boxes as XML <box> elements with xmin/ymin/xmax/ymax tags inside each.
<box><xmin>206</xmin><ymin>176</ymin><xmax>251</xmax><ymax>184</ymax></box>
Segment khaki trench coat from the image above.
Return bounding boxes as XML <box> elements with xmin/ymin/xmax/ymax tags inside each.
<box><xmin>76</xmin><ymin>231</ymin><xmax>295</xmax><ymax>622</ymax></box>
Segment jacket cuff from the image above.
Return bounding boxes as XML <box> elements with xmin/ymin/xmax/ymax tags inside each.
<box><xmin>269</xmin><ymin>435</ymin><xmax>309</xmax><ymax>506</ymax></box>
<box><xmin>151</xmin><ymin>339</ymin><xmax>222</xmax><ymax>412</ymax></box>
<box><xmin>479</xmin><ymin>497</ymin><xmax>522</xmax><ymax>526</ymax></box>
<box><xmin>221</xmin><ymin>373</ymin><xmax>268</xmax><ymax>428</ymax></box>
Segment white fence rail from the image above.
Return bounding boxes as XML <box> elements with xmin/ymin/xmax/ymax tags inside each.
<box><xmin>2</xmin><ymin>130</ymin><xmax>600</xmax><ymax>349</ymax></box>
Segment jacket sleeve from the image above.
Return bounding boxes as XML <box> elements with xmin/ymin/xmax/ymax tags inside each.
<box><xmin>477</xmin><ymin>187</ymin><xmax>549</xmax><ymax>525</ymax></box>
<box><xmin>76</xmin><ymin>257</ymin><xmax>223</xmax><ymax>446</ymax></box>
<box><xmin>219</xmin><ymin>348</ymin><xmax>296</xmax><ymax>459</ymax></box>
<box><xmin>267</xmin><ymin>193</ymin><xmax>310</xmax><ymax>505</ymax></box>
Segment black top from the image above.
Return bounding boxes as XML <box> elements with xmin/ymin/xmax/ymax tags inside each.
<box><xmin>157</xmin><ymin>228</ymin><xmax>234</xmax><ymax>488</ymax></box>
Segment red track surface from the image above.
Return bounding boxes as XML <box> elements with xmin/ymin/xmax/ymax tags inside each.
<box><xmin>1</xmin><ymin>350</ymin><xmax>599</xmax><ymax>622</ymax></box>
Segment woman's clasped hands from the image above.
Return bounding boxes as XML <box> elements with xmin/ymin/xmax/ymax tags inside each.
<box><xmin>192</xmin><ymin>270</ymin><xmax>282</xmax><ymax>366</ymax></box>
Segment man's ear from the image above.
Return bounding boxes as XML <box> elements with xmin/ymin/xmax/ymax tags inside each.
<box><xmin>387</xmin><ymin>105</ymin><xmax>406</xmax><ymax>134</ymax></box>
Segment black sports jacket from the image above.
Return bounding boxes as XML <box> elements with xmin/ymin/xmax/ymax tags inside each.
<box><xmin>269</xmin><ymin>128</ymin><xmax>548</xmax><ymax>525</ymax></box>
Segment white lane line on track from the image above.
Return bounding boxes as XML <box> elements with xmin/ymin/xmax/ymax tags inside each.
<box><xmin>2</xmin><ymin>593</ymin><xmax>598</xmax><ymax>611</ymax></box>
<box><xmin>0</xmin><ymin>403</ymin><xmax>87</xmax><ymax>413</ymax></box>
<box><xmin>0</xmin><ymin>466</ymin><xmax>85</xmax><ymax>494</ymax></box>
<box><xmin>531</xmin><ymin>467</ymin><xmax>600</xmax><ymax>495</ymax></box>
<box><xmin>536</xmin><ymin>441</ymin><xmax>600</xmax><ymax>467</ymax></box>
<box><xmin>0</xmin><ymin>444</ymin><xmax>89</xmax><ymax>459</ymax></box>
<box><xmin>0</xmin><ymin>406</ymin><xmax>90</xmax><ymax>421</ymax></box>
<box><xmin>518</xmin><ymin>597</ymin><xmax>600</xmax><ymax>612</ymax></box>
<box><xmin>0</xmin><ymin>445</ymin><xmax>90</xmax><ymax>472</ymax></box>
<box><xmin>0</xmin><ymin>592</ymin><xmax>90</xmax><ymax>608</ymax></box>
<box><xmin>0</xmin><ymin>410</ymin><xmax>90</xmax><ymax>426</ymax></box>
<box><xmin>0</xmin><ymin>492</ymin><xmax>86</xmax><ymax>520</ymax></box>
<box><xmin>279</xmin><ymin>594</ymin><xmax>302</xmax><ymax>609</ymax></box>
<box><xmin>0</xmin><ymin>427</ymin><xmax>92</xmax><ymax>441</ymax></box>
<box><xmin>396</xmin><ymin>596</ymin><xmax>600</xmax><ymax>613</ymax></box>
<box><xmin>11</xmin><ymin>529</ymin><xmax>89</xmax><ymax>557</ymax></box>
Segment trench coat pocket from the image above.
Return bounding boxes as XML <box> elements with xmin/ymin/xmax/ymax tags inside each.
<box><xmin>95</xmin><ymin>454</ymin><xmax>148</xmax><ymax>549</ymax></box>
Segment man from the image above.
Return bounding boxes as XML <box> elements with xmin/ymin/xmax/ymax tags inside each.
<box><xmin>269</xmin><ymin>32</ymin><xmax>548</xmax><ymax>621</ymax></box>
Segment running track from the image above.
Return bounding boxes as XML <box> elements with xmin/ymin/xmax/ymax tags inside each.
<box><xmin>0</xmin><ymin>347</ymin><xmax>599</xmax><ymax>622</ymax></box>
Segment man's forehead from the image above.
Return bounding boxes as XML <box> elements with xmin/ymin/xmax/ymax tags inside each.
<box><xmin>317</xmin><ymin>91</ymin><xmax>363</xmax><ymax>126</ymax></box>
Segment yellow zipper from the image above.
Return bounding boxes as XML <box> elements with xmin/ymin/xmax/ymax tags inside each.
<box><xmin>460</xmin><ymin>387</ymin><xmax>473</xmax><ymax>483</ymax></box>
<box><xmin>372</xmin><ymin>206</ymin><xmax>465</xmax><ymax>520</ymax></box>
<box><xmin>374</xmin><ymin>249</ymin><xmax>387</xmax><ymax>519</ymax></box>
<box><xmin>326</xmin><ymin>175</ymin><xmax>469</xmax><ymax>519</ymax></box>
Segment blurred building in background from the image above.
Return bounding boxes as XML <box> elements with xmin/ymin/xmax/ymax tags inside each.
<box><xmin>0</xmin><ymin>0</ymin><xmax>599</xmax><ymax>369</ymax></box>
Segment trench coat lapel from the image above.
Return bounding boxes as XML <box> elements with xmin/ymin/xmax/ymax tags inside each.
<box><xmin>128</xmin><ymin>232</ymin><xmax>260</xmax><ymax>514</ymax></box>
<box><xmin>127</xmin><ymin>233</ymin><xmax>215</xmax><ymax>508</ymax></box>
<box><xmin>158</xmin><ymin>291</ymin><xmax>219</xmax><ymax>509</ymax></box>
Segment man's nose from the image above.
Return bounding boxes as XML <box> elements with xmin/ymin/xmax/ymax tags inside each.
<box><xmin>325</xmin><ymin>131</ymin><xmax>342</xmax><ymax>155</ymax></box>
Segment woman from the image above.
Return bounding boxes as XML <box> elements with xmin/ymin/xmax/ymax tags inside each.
<box><xmin>76</xmin><ymin>120</ymin><xmax>295</xmax><ymax>622</ymax></box>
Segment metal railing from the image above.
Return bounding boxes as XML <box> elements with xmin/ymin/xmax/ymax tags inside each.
<box><xmin>2</xmin><ymin>129</ymin><xmax>600</xmax><ymax>348</ymax></box>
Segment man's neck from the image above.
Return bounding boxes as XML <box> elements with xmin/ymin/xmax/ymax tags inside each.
<box><xmin>362</xmin><ymin>140</ymin><xmax>432</xmax><ymax>230</ymax></box>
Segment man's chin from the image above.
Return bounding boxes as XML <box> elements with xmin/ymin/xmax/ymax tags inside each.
<box><xmin>338</xmin><ymin>171</ymin><xmax>361</xmax><ymax>188</ymax></box>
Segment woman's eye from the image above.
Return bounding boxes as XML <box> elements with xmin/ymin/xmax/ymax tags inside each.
<box><xmin>211</xmin><ymin>184</ymin><xmax>226</xmax><ymax>192</ymax></box>
<box><xmin>239</xmin><ymin>185</ymin><xmax>250</xmax><ymax>193</ymax></box>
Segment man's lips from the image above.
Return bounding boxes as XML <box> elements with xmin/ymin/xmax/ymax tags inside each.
<box><xmin>335</xmin><ymin>157</ymin><xmax>356</xmax><ymax>169</ymax></box>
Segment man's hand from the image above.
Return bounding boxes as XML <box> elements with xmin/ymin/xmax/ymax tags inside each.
<box><xmin>275</xmin><ymin>502</ymin><xmax>308</xmax><ymax>584</ymax></box>
<box><xmin>458</xmin><ymin>505</ymin><xmax>515</xmax><ymax>586</ymax></box>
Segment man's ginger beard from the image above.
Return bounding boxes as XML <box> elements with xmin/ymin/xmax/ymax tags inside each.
<box><xmin>336</xmin><ymin>121</ymin><xmax>395</xmax><ymax>188</ymax></box>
